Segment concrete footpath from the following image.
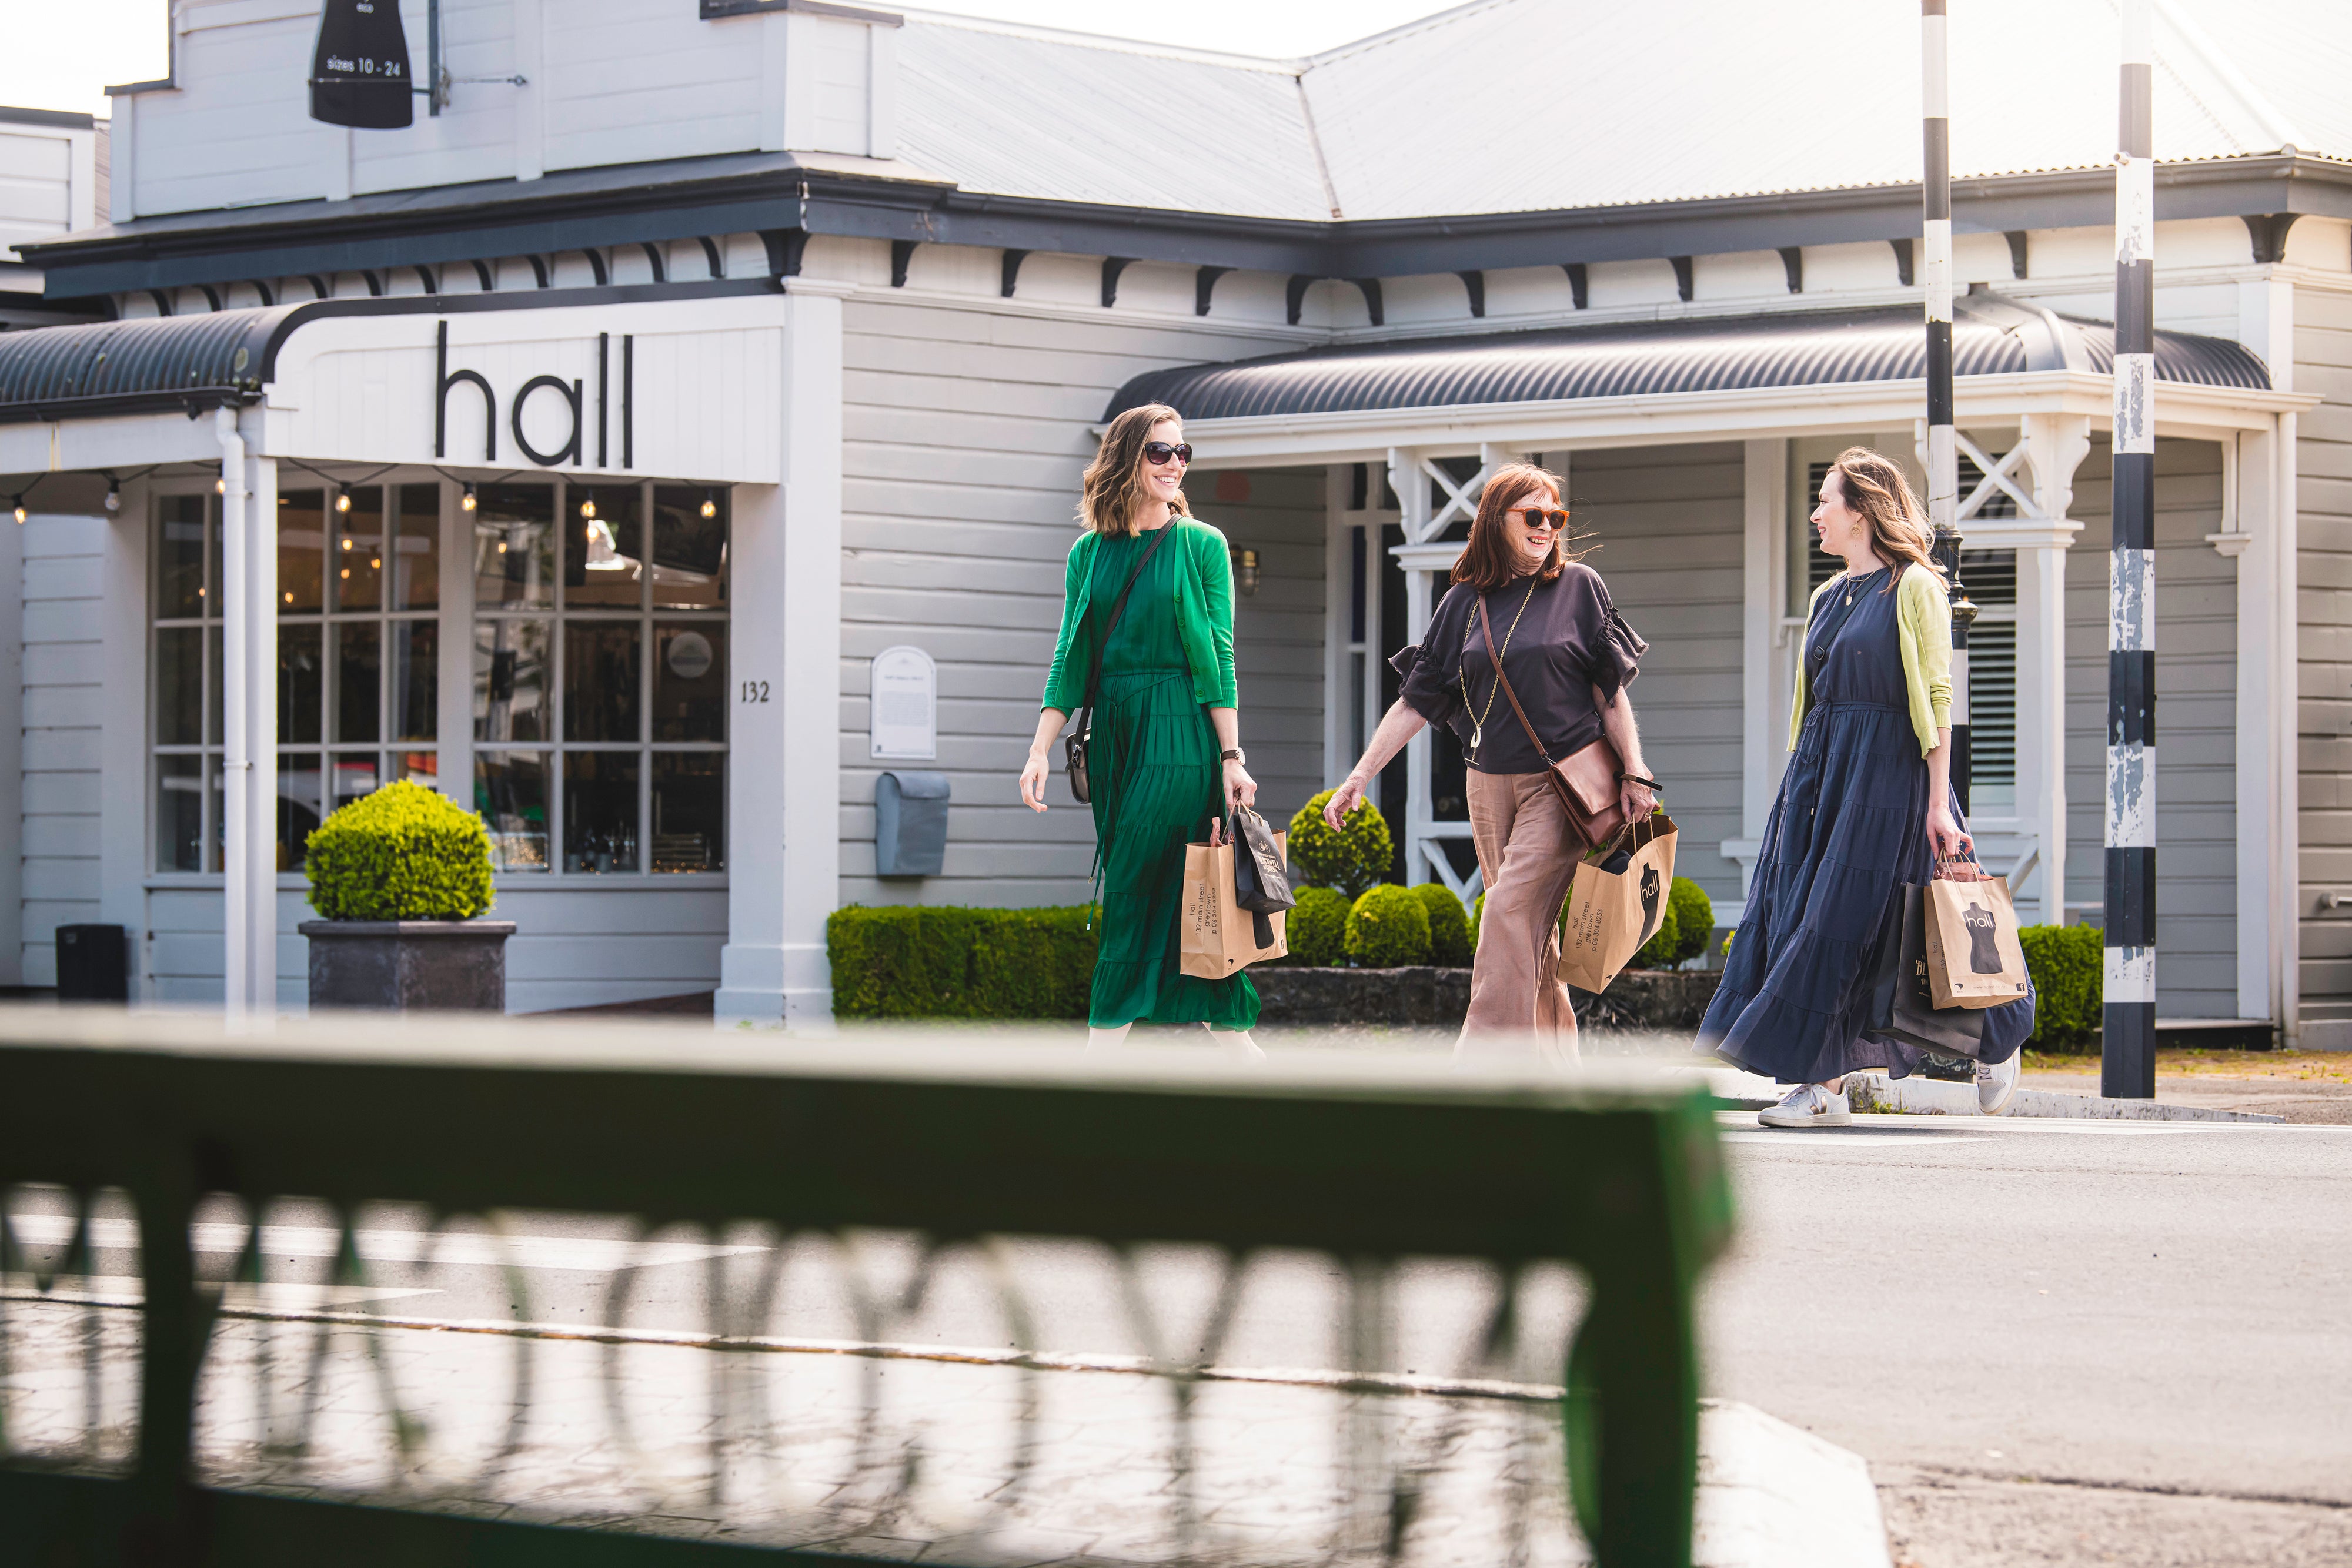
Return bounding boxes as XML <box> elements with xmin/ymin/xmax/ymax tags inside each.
<box><xmin>1698</xmin><ymin>1066</ymin><xmax>2288</xmax><ymax>1123</ymax></box>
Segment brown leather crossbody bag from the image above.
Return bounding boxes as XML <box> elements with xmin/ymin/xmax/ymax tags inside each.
<box><xmin>1476</xmin><ymin>594</ymin><xmax>1652</xmax><ymax>847</ymax></box>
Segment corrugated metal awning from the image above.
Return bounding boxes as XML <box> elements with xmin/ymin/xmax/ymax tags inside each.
<box><xmin>0</xmin><ymin>306</ymin><xmax>298</xmax><ymax>424</ymax></box>
<box><xmin>1107</xmin><ymin>303</ymin><xmax>2269</xmax><ymax>423</ymax></box>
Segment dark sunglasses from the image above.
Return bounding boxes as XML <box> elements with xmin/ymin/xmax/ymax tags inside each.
<box><xmin>1142</xmin><ymin>442</ymin><xmax>1194</xmax><ymax>467</ymax></box>
<box><xmin>1509</xmin><ymin>506</ymin><xmax>1571</xmax><ymax>529</ymax></box>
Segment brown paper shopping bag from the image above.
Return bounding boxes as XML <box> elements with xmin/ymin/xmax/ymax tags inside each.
<box><xmin>1923</xmin><ymin>866</ymin><xmax>2030</xmax><ymax>1010</ymax></box>
<box><xmin>1180</xmin><ymin>830</ymin><xmax>1287</xmax><ymax>979</ymax></box>
<box><xmin>1556</xmin><ymin>812</ymin><xmax>1679</xmax><ymax>994</ymax></box>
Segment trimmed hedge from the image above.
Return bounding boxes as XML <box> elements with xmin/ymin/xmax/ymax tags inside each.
<box><xmin>304</xmin><ymin>779</ymin><xmax>496</xmax><ymax>921</ymax></box>
<box><xmin>1414</xmin><ymin>883</ymin><xmax>1474</xmax><ymax>967</ymax></box>
<box><xmin>2020</xmin><ymin>922</ymin><xmax>2101</xmax><ymax>1049</ymax></box>
<box><xmin>829</xmin><ymin>905</ymin><xmax>1097</xmax><ymax>1019</ymax></box>
<box><xmin>1281</xmin><ymin>886</ymin><xmax>1351</xmax><ymax>968</ymax></box>
<box><xmin>1288</xmin><ymin>790</ymin><xmax>1394</xmax><ymax>901</ymax></box>
<box><xmin>1346</xmin><ymin>884</ymin><xmax>1431</xmax><ymax>968</ymax></box>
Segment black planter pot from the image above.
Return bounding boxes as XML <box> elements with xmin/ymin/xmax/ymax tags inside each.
<box><xmin>300</xmin><ymin>920</ymin><xmax>516</xmax><ymax>1012</ymax></box>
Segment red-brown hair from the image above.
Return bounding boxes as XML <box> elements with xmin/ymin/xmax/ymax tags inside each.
<box><xmin>1449</xmin><ymin>463</ymin><xmax>1589</xmax><ymax>592</ymax></box>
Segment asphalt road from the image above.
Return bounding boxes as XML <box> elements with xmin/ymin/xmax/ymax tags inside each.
<box><xmin>1703</xmin><ymin>1113</ymin><xmax>2352</xmax><ymax>1567</ymax></box>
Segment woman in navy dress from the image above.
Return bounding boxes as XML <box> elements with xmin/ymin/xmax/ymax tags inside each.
<box><xmin>1698</xmin><ymin>448</ymin><xmax>2022</xmax><ymax>1125</ymax></box>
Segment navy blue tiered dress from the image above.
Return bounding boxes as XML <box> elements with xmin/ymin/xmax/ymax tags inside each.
<box><xmin>1699</xmin><ymin>567</ymin><xmax>1943</xmax><ymax>1085</ymax></box>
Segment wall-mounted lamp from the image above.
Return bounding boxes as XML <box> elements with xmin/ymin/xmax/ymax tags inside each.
<box><xmin>1234</xmin><ymin>547</ymin><xmax>1260</xmax><ymax>597</ymax></box>
<box><xmin>460</xmin><ymin>483</ymin><xmax>478</xmax><ymax>511</ymax></box>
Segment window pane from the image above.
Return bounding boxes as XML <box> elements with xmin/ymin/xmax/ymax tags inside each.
<box><xmin>474</xmin><ymin>484</ymin><xmax>555</xmax><ymax>609</ymax></box>
<box><xmin>396</xmin><ymin>483</ymin><xmax>440</xmax><ymax>610</ymax></box>
<box><xmin>475</xmin><ymin>751</ymin><xmax>550</xmax><ymax>871</ymax></box>
<box><xmin>652</xmin><ymin>753</ymin><xmax>724</xmax><ymax>872</ymax></box>
<box><xmin>278</xmin><ymin>753</ymin><xmax>322</xmax><ymax>872</ymax></box>
<box><xmin>563</xmin><ymin>621</ymin><xmax>641</xmax><ymax>743</ymax></box>
<box><xmin>335</xmin><ymin>621</ymin><xmax>382</xmax><ymax>744</ymax></box>
<box><xmin>474</xmin><ymin>618</ymin><xmax>550</xmax><ymax>743</ymax></box>
<box><xmin>279</xmin><ymin>489</ymin><xmax>326</xmax><ymax>613</ymax></box>
<box><xmin>563</xmin><ymin>751</ymin><xmax>639</xmax><ymax>873</ymax></box>
<box><xmin>155</xmin><ymin>754</ymin><xmax>206</xmax><ymax>872</ymax></box>
<box><xmin>565</xmin><ymin>485</ymin><xmax>643</xmax><ymax>607</ymax></box>
<box><xmin>389</xmin><ymin>750</ymin><xmax>439</xmax><ymax>790</ymax></box>
<box><xmin>279</xmin><ymin>623</ymin><xmax>322</xmax><ymax>745</ymax></box>
<box><xmin>653</xmin><ymin>622</ymin><xmax>725</xmax><ymax>742</ymax></box>
<box><xmin>156</xmin><ymin>494</ymin><xmax>208</xmax><ymax>618</ymax></box>
<box><xmin>326</xmin><ymin>753</ymin><xmax>380</xmax><ymax>814</ymax></box>
<box><xmin>156</xmin><ymin>627</ymin><xmax>203</xmax><ymax>745</ymax></box>
<box><xmin>392</xmin><ymin>620</ymin><xmax>437</xmax><ymax>742</ymax></box>
<box><xmin>333</xmin><ymin>486</ymin><xmax>385</xmax><ymax>611</ymax></box>
<box><xmin>207</xmin><ymin>624</ymin><xmax>223</xmax><ymax>745</ymax></box>
<box><xmin>652</xmin><ymin>486</ymin><xmax>727</xmax><ymax>609</ymax></box>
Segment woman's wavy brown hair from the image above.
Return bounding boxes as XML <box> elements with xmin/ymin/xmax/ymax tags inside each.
<box><xmin>1825</xmin><ymin>446</ymin><xmax>1943</xmax><ymax>591</ymax></box>
<box><xmin>1450</xmin><ymin>463</ymin><xmax>1591</xmax><ymax>592</ymax></box>
<box><xmin>1080</xmin><ymin>403</ymin><xmax>1191</xmax><ymax>537</ymax></box>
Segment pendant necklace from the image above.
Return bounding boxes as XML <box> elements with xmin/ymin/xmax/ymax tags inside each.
<box><xmin>1461</xmin><ymin>575</ymin><xmax>1541</xmax><ymax>754</ymax></box>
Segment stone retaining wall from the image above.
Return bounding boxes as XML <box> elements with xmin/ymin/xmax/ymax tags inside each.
<box><xmin>1252</xmin><ymin>965</ymin><xmax>1720</xmax><ymax>1030</ymax></box>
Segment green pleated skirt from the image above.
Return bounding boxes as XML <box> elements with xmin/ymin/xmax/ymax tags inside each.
<box><xmin>1087</xmin><ymin>667</ymin><xmax>1260</xmax><ymax>1031</ymax></box>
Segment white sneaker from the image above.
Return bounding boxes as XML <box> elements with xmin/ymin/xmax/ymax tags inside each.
<box><xmin>1976</xmin><ymin>1052</ymin><xmax>2021</xmax><ymax>1115</ymax></box>
<box><xmin>1758</xmin><ymin>1081</ymin><xmax>1852</xmax><ymax>1129</ymax></box>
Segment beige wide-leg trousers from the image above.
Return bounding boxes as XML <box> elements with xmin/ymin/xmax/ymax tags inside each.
<box><xmin>1461</xmin><ymin>769</ymin><xmax>1583</xmax><ymax>1068</ymax></box>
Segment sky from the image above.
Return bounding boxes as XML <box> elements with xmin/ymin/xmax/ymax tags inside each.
<box><xmin>0</xmin><ymin>1</ymin><xmax>1458</xmax><ymax>119</ymax></box>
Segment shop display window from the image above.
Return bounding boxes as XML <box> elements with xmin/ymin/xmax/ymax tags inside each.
<box><xmin>151</xmin><ymin>494</ymin><xmax>225</xmax><ymax>872</ymax></box>
<box><xmin>473</xmin><ymin>480</ymin><xmax>727</xmax><ymax>875</ymax></box>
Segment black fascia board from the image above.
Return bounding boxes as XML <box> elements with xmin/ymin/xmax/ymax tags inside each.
<box><xmin>27</xmin><ymin>151</ymin><xmax>2352</xmax><ymax>302</ymax></box>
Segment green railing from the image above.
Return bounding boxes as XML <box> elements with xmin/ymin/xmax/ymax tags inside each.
<box><xmin>0</xmin><ymin>1011</ymin><xmax>1731</xmax><ymax>1567</ymax></box>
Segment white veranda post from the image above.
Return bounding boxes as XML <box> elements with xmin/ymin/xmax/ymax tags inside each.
<box><xmin>1385</xmin><ymin>444</ymin><xmax>1541</xmax><ymax>909</ymax></box>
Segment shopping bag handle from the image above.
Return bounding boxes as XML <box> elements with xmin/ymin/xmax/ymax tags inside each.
<box><xmin>1933</xmin><ymin>853</ymin><xmax>1990</xmax><ymax>882</ymax></box>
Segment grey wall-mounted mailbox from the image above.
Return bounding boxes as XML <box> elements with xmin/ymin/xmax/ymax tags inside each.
<box><xmin>875</xmin><ymin>771</ymin><xmax>950</xmax><ymax>877</ymax></box>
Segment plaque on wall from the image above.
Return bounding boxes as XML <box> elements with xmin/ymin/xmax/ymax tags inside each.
<box><xmin>869</xmin><ymin>646</ymin><xmax>937</xmax><ymax>761</ymax></box>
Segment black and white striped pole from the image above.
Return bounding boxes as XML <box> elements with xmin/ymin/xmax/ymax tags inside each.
<box><xmin>2104</xmin><ymin>0</ymin><xmax>2158</xmax><ymax>1098</ymax></box>
<box><xmin>1923</xmin><ymin>0</ymin><xmax>1972</xmax><ymax>814</ymax></box>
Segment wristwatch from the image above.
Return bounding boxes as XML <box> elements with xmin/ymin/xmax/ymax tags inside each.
<box><xmin>1221</xmin><ymin>748</ymin><xmax>1247</xmax><ymax>764</ymax></box>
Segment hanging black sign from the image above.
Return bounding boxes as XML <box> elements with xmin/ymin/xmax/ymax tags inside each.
<box><xmin>309</xmin><ymin>0</ymin><xmax>415</xmax><ymax>129</ymax></box>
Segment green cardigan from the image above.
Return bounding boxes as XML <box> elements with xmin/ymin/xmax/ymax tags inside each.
<box><xmin>1040</xmin><ymin>516</ymin><xmax>1240</xmax><ymax>713</ymax></box>
<box><xmin>1787</xmin><ymin>562</ymin><xmax>1954</xmax><ymax>757</ymax></box>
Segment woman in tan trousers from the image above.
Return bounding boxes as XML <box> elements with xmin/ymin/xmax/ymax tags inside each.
<box><xmin>1324</xmin><ymin>464</ymin><xmax>1655</xmax><ymax>1066</ymax></box>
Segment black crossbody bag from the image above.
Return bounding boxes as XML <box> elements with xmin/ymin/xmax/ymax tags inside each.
<box><xmin>1063</xmin><ymin>522</ymin><xmax>1177</xmax><ymax>804</ymax></box>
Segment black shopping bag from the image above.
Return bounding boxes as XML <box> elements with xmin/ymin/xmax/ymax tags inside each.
<box><xmin>1869</xmin><ymin>884</ymin><xmax>1987</xmax><ymax>1058</ymax></box>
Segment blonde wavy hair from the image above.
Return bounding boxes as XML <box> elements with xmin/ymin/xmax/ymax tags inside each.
<box><xmin>1080</xmin><ymin>404</ymin><xmax>1191</xmax><ymax>537</ymax></box>
<box><xmin>1826</xmin><ymin>446</ymin><xmax>1944</xmax><ymax>591</ymax></box>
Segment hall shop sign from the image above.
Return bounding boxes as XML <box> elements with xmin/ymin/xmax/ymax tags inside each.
<box><xmin>260</xmin><ymin>296</ymin><xmax>785</xmax><ymax>482</ymax></box>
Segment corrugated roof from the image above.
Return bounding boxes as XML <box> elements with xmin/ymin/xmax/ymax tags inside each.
<box><xmin>898</xmin><ymin>0</ymin><xmax>2349</xmax><ymax>223</ymax></box>
<box><xmin>0</xmin><ymin>306</ymin><xmax>289</xmax><ymax>423</ymax></box>
<box><xmin>1105</xmin><ymin>306</ymin><xmax>2268</xmax><ymax>423</ymax></box>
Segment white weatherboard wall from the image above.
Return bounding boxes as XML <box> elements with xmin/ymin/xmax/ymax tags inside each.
<box><xmin>1573</xmin><ymin>443</ymin><xmax>1746</xmax><ymax>917</ymax></box>
<box><xmin>118</xmin><ymin>0</ymin><xmax>898</xmax><ymax>217</ymax></box>
<box><xmin>834</xmin><ymin>294</ymin><xmax>1309</xmax><ymax>910</ymax></box>
<box><xmin>2061</xmin><ymin>439</ymin><xmax>2237</xmax><ymax>1019</ymax></box>
<box><xmin>2295</xmin><ymin>284</ymin><xmax>2352</xmax><ymax>1027</ymax></box>
<box><xmin>16</xmin><ymin>514</ymin><xmax>108</xmax><ymax>988</ymax></box>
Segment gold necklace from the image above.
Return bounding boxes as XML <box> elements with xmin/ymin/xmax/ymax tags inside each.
<box><xmin>1461</xmin><ymin>575</ymin><xmax>1541</xmax><ymax>753</ymax></box>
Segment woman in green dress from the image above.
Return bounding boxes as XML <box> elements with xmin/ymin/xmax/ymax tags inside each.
<box><xmin>1018</xmin><ymin>403</ymin><xmax>1264</xmax><ymax>1058</ymax></box>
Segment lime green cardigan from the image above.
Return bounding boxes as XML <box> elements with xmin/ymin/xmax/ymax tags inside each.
<box><xmin>1040</xmin><ymin>516</ymin><xmax>1239</xmax><ymax>713</ymax></box>
<box><xmin>1788</xmin><ymin>563</ymin><xmax>1953</xmax><ymax>757</ymax></box>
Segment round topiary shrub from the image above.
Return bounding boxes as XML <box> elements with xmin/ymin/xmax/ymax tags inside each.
<box><xmin>1469</xmin><ymin>890</ymin><xmax>1486</xmax><ymax>954</ymax></box>
<box><xmin>1630</xmin><ymin>897</ymin><xmax>1683</xmax><ymax>971</ymax></box>
<box><xmin>1413</xmin><ymin>882</ymin><xmax>1473</xmax><ymax>967</ymax></box>
<box><xmin>1280</xmin><ymin>886</ymin><xmax>1351</xmax><ymax>968</ymax></box>
<box><xmin>305</xmin><ymin>780</ymin><xmax>497</xmax><ymax>922</ymax></box>
<box><xmin>1665</xmin><ymin>877</ymin><xmax>1714</xmax><ymax>967</ymax></box>
<box><xmin>1288</xmin><ymin>790</ymin><xmax>1394</xmax><ymax>901</ymax></box>
<box><xmin>1346</xmin><ymin>884</ymin><xmax>1432</xmax><ymax>968</ymax></box>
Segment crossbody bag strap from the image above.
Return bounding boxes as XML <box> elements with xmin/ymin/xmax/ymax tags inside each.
<box><xmin>1477</xmin><ymin>594</ymin><xmax>1581</xmax><ymax>817</ymax></box>
<box><xmin>1076</xmin><ymin>521</ymin><xmax>1179</xmax><ymax>719</ymax></box>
